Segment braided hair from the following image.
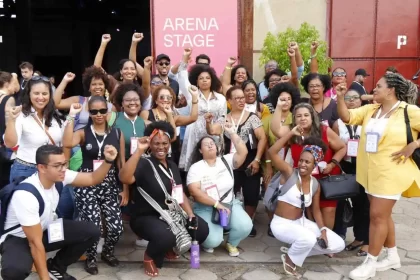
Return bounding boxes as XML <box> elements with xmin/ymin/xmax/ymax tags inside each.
<box><xmin>406</xmin><ymin>80</ymin><xmax>419</xmax><ymax>105</ymax></box>
<box><xmin>383</xmin><ymin>73</ymin><xmax>414</xmax><ymax>104</ymax></box>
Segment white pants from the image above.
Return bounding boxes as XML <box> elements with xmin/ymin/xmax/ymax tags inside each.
<box><xmin>270</xmin><ymin>215</ymin><xmax>345</xmax><ymax>267</ymax></box>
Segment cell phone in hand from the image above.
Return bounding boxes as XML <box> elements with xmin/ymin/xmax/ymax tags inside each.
<box><xmin>317</xmin><ymin>238</ymin><xmax>327</xmax><ymax>249</ymax></box>
<box><xmin>245</xmin><ymin>167</ymin><xmax>252</xmax><ymax>177</ymax></box>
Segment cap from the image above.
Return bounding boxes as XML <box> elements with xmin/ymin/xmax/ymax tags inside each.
<box><xmin>355</xmin><ymin>69</ymin><xmax>370</xmax><ymax>77</ymax></box>
<box><xmin>156</xmin><ymin>54</ymin><xmax>170</xmax><ymax>63</ymax></box>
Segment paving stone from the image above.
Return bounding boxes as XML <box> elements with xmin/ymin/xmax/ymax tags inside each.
<box><xmin>303</xmin><ymin>271</ymin><xmax>342</xmax><ymax>280</ymax></box>
<box><xmin>260</xmin><ymin>235</ymin><xmax>284</xmax><ymax>247</ymax></box>
<box><xmin>408</xmin><ymin>276</ymin><xmax>420</xmax><ymax>280</ymax></box>
<box><xmin>241</xmin><ymin>269</ymin><xmax>281</xmax><ymax>280</ymax></box>
<box><xmin>406</xmin><ymin>251</ymin><xmax>420</xmax><ymax>261</ymax></box>
<box><xmin>222</xmin><ymin>267</ymin><xmax>251</xmax><ymax>280</ymax></box>
<box><xmin>158</xmin><ymin>267</ymin><xmax>187</xmax><ymax>276</ymax></box>
<box><xmin>397</xmin><ymin>240</ymin><xmax>420</xmax><ymax>252</ymax></box>
<box><xmin>238</xmin><ymin>251</ymin><xmax>272</xmax><ymax>262</ymax></box>
<box><xmin>116</xmin><ymin>269</ymin><xmax>151</xmax><ymax>280</ymax></box>
<box><xmin>180</xmin><ymin>269</ymin><xmax>217</xmax><ymax>280</ymax></box>
<box><xmin>397</xmin><ymin>265</ymin><xmax>420</xmax><ymax>275</ymax></box>
<box><xmin>264</xmin><ymin>246</ymin><xmax>282</xmax><ymax>261</ymax></box>
<box><xmin>374</xmin><ymin>269</ymin><xmax>408</xmax><ymax>280</ymax></box>
<box><xmin>84</xmin><ymin>275</ymin><xmax>119</xmax><ymax>280</ymax></box>
<box><xmin>330</xmin><ymin>265</ymin><xmax>354</xmax><ymax>277</ymax></box>
<box><xmin>238</xmin><ymin>238</ymin><xmax>268</xmax><ymax>252</ymax></box>
<box><xmin>154</xmin><ymin>277</ymin><xmax>181</xmax><ymax>280</ymax></box>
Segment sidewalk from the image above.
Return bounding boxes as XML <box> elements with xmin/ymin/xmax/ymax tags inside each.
<box><xmin>22</xmin><ymin>197</ymin><xmax>420</xmax><ymax>279</ymax></box>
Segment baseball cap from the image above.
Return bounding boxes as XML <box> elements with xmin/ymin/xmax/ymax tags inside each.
<box><xmin>156</xmin><ymin>54</ymin><xmax>171</xmax><ymax>63</ymax></box>
<box><xmin>355</xmin><ymin>69</ymin><xmax>370</xmax><ymax>77</ymax></box>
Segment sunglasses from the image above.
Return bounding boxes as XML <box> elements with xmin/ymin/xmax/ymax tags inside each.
<box><xmin>332</xmin><ymin>72</ymin><xmax>346</xmax><ymax>77</ymax></box>
<box><xmin>89</xmin><ymin>108</ymin><xmax>108</xmax><ymax>115</ymax></box>
<box><xmin>158</xmin><ymin>62</ymin><xmax>170</xmax><ymax>67</ymax></box>
<box><xmin>31</xmin><ymin>76</ymin><xmax>50</xmax><ymax>82</ymax></box>
<box><xmin>151</xmin><ymin>80</ymin><xmax>163</xmax><ymax>86</ymax></box>
<box><xmin>159</xmin><ymin>95</ymin><xmax>173</xmax><ymax>101</ymax></box>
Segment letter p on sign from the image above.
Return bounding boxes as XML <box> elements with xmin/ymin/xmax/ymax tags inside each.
<box><xmin>397</xmin><ymin>35</ymin><xmax>407</xmax><ymax>50</ymax></box>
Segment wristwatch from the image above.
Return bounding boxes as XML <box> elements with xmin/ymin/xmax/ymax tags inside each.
<box><xmin>105</xmin><ymin>158</ymin><xmax>114</xmax><ymax>164</ymax></box>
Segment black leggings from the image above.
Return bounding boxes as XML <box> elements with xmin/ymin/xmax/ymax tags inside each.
<box><xmin>130</xmin><ymin>214</ymin><xmax>209</xmax><ymax>267</ymax></box>
<box><xmin>234</xmin><ymin>170</ymin><xmax>261</xmax><ymax>207</ymax></box>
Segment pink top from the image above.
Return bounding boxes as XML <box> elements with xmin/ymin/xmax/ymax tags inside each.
<box><xmin>325</xmin><ymin>88</ymin><xmax>337</xmax><ymax>100</ymax></box>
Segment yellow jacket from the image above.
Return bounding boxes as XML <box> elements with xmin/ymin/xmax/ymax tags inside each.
<box><xmin>347</xmin><ymin>102</ymin><xmax>420</xmax><ymax>195</ymax></box>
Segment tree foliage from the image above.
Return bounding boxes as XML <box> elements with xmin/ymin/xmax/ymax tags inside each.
<box><xmin>259</xmin><ymin>22</ymin><xmax>333</xmax><ymax>77</ymax></box>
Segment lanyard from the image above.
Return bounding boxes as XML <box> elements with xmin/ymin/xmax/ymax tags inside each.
<box><xmin>375</xmin><ymin>101</ymin><xmax>400</xmax><ymax>120</ymax></box>
<box><xmin>346</xmin><ymin>125</ymin><xmax>359</xmax><ymax>140</ymax></box>
<box><xmin>159</xmin><ymin>164</ymin><xmax>176</xmax><ymax>187</ymax></box>
<box><xmin>90</xmin><ymin>125</ymin><xmax>107</xmax><ymax>159</ymax></box>
<box><xmin>245</xmin><ymin>101</ymin><xmax>257</xmax><ymax>113</ymax></box>
<box><xmin>230</xmin><ymin>109</ymin><xmax>245</xmax><ymax>133</ymax></box>
<box><xmin>124</xmin><ymin>112</ymin><xmax>137</xmax><ymax>136</ymax></box>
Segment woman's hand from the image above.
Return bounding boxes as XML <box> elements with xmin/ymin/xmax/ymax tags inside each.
<box><xmin>287</xmin><ymin>48</ymin><xmax>296</xmax><ymax>57</ymax></box>
<box><xmin>103</xmin><ymin>145</ymin><xmax>118</xmax><ymax>161</ymax></box>
<box><xmin>189</xmin><ymin>85</ymin><xmax>199</xmax><ymax>96</ymax></box>
<box><xmin>144</xmin><ymin>56</ymin><xmax>153</xmax><ymax>69</ymax></box>
<box><xmin>321</xmin><ymin>163</ymin><xmax>334</xmax><ymax>175</ymax></box>
<box><xmin>137</xmin><ymin>137</ymin><xmax>150</xmax><ymax>153</ymax></box>
<box><xmin>291</xmin><ymin>125</ymin><xmax>303</xmax><ymax>137</ymax></box>
<box><xmin>391</xmin><ymin>142</ymin><xmax>419</xmax><ymax>164</ymax></box>
<box><xmin>132</xmin><ymin>32</ymin><xmax>144</xmax><ymax>43</ymax></box>
<box><xmin>204</xmin><ymin>113</ymin><xmax>213</xmax><ymax>124</ymax></box>
<box><xmin>8</xmin><ymin>105</ymin><xmax>22</xmax><ymax>120</ymax></box>
<box><xmin>63</xmin><ymin>72</ymin><xmax>75</xmax><ymax>83</ymax></box>
<box><xmin>336</xmin><ymin>83</ymin><xmax>347</xmax><ymax>98</ymax></box>
<box><xmin>102</xmin><ymin>34</ymin><xmax>111</xmax><ymax>44</ymax></box>
<box><xmin>69</xmin><ymin>103</ymin><xmax>83</xmax><ymax>117</ymax></box>
<box><xmin>216</xmin><ymin>203</ymin><xmax>231</xmax><ymax>216</ymax></box>
<box><xmin>224</xmin><ymin>122</ymin><xmax>236</xmax><ymax>136</ymax></box>
<box><xmin>264</xmin><ymin>164</ymin><xmax>273</xmax><ymax>184</ymax></box>
<box><xmin>247</xmin><ymin>160</ymin><xmax>260</xmax><ymax>175</ymax></box>
<box><xmin>311</xmin><ymin>41</ymin><xmax>319</xmax><ymax>53</ymax></box>
<box><xmin>280</xmin><ymin>75</ymin><xmax>291</xmax><ymax>83</ymax></box>
<box><xmin>163</xmin><ymin>105</ymin><xmax>173</xmax><ymax>116</ymax></box>
<box><xmin>320</xmin><ymin>229</ymin><xmax>329</xmax><ymax>248</ymax></box>
<box><xmin>227</xmin><ymin>57</ymin><xmax>237</xmax><ymax>67</ymax></box>
<box><xmin>119</xmin><ymin>189</ymin><xmax>129</xmax><ymax>206</ymax></box>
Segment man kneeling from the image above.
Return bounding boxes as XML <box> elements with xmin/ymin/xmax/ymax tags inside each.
<box><xmin>0</xmin><ymin>144</ymin><xmax>118</xmax><ymax>280</ymax></box>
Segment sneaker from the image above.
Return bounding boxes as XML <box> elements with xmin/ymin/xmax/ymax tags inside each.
<box><xmin>226</xmin><ymin>243</ymin><xmax>240</xmax><ymax>257</ymax></box>
<box><xmin>203</xmin><ymin>247</ymin><xmax>214</xmax><ymax>253</ymax></box>
<box><xmin>101</xmin><ymin>252</ymin><xmax>120</xmax><ymax>267</ymax></box>
<box><xmin>249</xmin><ymin>226</ymin><xmax>257</xmax><ymax>237</ymax></box>
<box><xmin>96</xmin><ymin>237</ymin><xmax>105</xmax><ymax>254</ymax></box>
<box><xmin>349</xmin><ymin>257</ymin><xmax>376</xmax><ymax>280</ymax></box>
<box><xmin>84</xmin><ymin>259</ymin><xmax>98</xmax><ymax>275</ymax></box>
<box><xmin>376</xmin><ymin>247</ymin><xmax>401</xmax><ymax>272</ymax></box>
<box><xmin>47</xmin><ymin>259</ymin><xmax>76</xmax><ymax>280</ymax></box>
<box><xmin>135</xmin><ymin>239</ymin><xmax>149</xmax><ymax>247</ymax></box>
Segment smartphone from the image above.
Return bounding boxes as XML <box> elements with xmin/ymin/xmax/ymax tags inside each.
<box><xmin>245</xmin><ymin>167</ymin><xmax>253</xmax><ymax>177</ymax></box>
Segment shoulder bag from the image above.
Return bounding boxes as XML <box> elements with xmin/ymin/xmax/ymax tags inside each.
<box><xmin>319</xmin><ymin>159</ymin><xmax>359</xmax><ymax>200</ymax></box>
<box><xmin>137</xmin><ymin>158</ymin><xmax>192</xmax><ymax>255</ymax></box>
<box><xmin>404</xmin><ymin>105</ymin><xmax>420</xmax><ymax>169</ymax></box>
<box><xmin>211</xmin><ymin>157</ymin><xmax>234</xmax><ymax>225</ymax></box>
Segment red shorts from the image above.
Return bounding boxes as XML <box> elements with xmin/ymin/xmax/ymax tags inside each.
<box><xmin>320</xmin><ymin>199</ymin><xmax>337</xmax><ymax>208</ymax></box>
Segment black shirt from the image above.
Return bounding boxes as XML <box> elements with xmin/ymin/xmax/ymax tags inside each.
<box><xmin>304</xmin><ymin>99</ymin><xmax>339</xmax><ymax>128</ymax></box>
<box><xmin>130</xmin><ymin>156</ymin><xmax>182</xmax><ymax>217</ymax></box>
<box><xmin>349</xmin><ymin>81</ymin><xmax>367</xmax><ymax>96</ymax></box>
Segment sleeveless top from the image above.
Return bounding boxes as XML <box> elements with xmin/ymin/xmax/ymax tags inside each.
<box><xmin>74</xmin><ymin>96</ymin><xmax>113</xmax><ymax>131</ymax></box>
<box><xmin>277</xmin><ymin>169</ymin><xmax>318</xmax><ymax>208</ymax></box>
<box><xmin>80</xmin><ymin>126</ymin><xmax>121</xmax><ymax>170</ymax></box>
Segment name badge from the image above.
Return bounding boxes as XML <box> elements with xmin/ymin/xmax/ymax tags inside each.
<box><xmin>48</xmin><ymin>218</ymin><xmax>64</xmax><ymax>243</ymax></box>
<box><xmin>171</xmin><ymin>184</ymin><xmax>184</xmax><ymax>204</ymax></box>
<box><xmin>205</xmin><ymin>185</ymin><xmax>220</xmax><ymax>201</ymax></box>
<box><xmin>93</xmin><ymin>160</ymin><xmax>104</xmax><ymax>171</ymax></box>
<box><xmin>230</xmin><ymin>142</ymin><xmax>236</xmax><ymax>154</ymax></box>
<box><xmin>347</xmin><ymin>139</ymin><xmax>359</xmax><ymax>157</ymax></box>
<box><xmin>312</xmin><ymin>166</ymin><xmax>319</xmax><ymax>175</ymax></box>
<box><xmin>130</xmin><ymin>137</ymin><xmax>138</xmax><ymax>155</ymax></box>
<box><xmin>365</xmin><ymin>132</ymin><xmax>379</xmax><ymax>153</ymax></box>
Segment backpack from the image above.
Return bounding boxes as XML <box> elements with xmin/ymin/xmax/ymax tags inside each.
<box><xmin>263</xmin><ymin>169</ymin><xmax>319</xmax><ymax>213</ymax></box>
<box><xmin>0</xmin><ymin>176</ymin><xmax>63</xmax><ymax>236</ymax></box>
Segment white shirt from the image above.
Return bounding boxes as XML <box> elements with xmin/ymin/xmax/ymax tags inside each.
<box><xmin>142</xmin><ymin>95</ymin><xmax>152</xmax><ymax>111</ymax></box>
<box><xmin>0</xmin><ymin>170</ymin><xmax>78</xmax><ymax>244</ymax></box>
<box><xmin>337</xmin><ymin>119</ymin><xmax>362</xmax><ymax>162</ymax></box>
<box><xmin>187</xmin><ymin>154</ymin><xmax>235</xmax><ymax>203</ymax></box>
<box><xmin>13</xmin><ymin>112</ymin><xmax>65</xmax><ymax>163</ymax></box>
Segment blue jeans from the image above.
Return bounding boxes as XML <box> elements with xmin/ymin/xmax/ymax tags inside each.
<box><xmin>57</xmin><ymin>185</ymin><xmax>78</xmax><ymax>220</ymax></box>
<box><xmin>9</xmin><ymin>161</ymin><xmax>37</xmax><ymax>183</ymax></box>
<box><xmin>193</xmin><ymin>199</ymin><xmax>253</xmax><ymax>248</ymax></box>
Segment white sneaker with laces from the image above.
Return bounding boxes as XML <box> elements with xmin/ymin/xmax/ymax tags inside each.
<box><xmin>376</xmin><ymin>247</ymin><xmax>401</xmax><ymax>271</ymax></box>
<box><xmin>349</xmin><ymin>256</ymin><xmax>377</xmax><ymax>280</ymax></box>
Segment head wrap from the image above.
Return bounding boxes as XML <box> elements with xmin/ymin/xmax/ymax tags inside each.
<box><xmin>302</xmin><ymin>145</ymin><xmax>324</xmax><ymax>166</ymax></box>
<box><xmin>150</xmin><ymin>128</ymin><xmax>171</xmax><ymax>140</ymax></box>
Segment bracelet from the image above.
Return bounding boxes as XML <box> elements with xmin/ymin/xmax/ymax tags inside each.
<box><xmin>104</xmin><ymin>158</ymin><xmax>114</xmax><ymax>164</ymax></box>
<box><xmin>310</xmin><ymin>54</ymin><xmax>317</xmax><ymax>59</ymax></box>
<box><xmin>225</xmin><ymin>66</ymin><xmax>232</xmax><ymax>70</ymax></box>
<box><xmin>320</xmin><ymin>226</ymin><xmax>328</xmax><ymax>232</ymax></box>
<box><xmin>192</xmin><ymin>100</ymin><xmax>198</xmax><ymax>104</ymax></box>
<box><xmin>214</xmin><ymin>201</ymin><xmax>219</xmax><ymax>208</ymax></box>
<box><xmin>265</xmin><ymin>160</ymin><xmax>272</xmax><ymax>163</ymax></box>
<box><xmin>254</xmin><ymin>158</ymin><xmax>261</xmax><ymax>163</ymax></box>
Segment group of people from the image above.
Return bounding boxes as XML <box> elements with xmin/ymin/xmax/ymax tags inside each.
<box><xmin>0</xmin><ymin>33</ymin><xmax>419</xmax><ymax>280</ymax></box>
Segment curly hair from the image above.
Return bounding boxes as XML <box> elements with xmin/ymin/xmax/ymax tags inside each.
<box><xmin>151</xmin><ymin>85</ymin><xmax>176</xmax><ymax>108</ymax></box>
<box><xmin>383</xmin><ymin>73</ymin><xmax>416</xmax><ymax>104</ymax></box>
<box><xmin>0</xmin><ymin>71</ymin><xmax>12</xmax><ymax>88</ymax></box>
<box><xmin>113</xmin><ymin>59</ymin><xmax>141</xmax><ymax>83</ymax></box>
<box><xmin>188</xmin><ymin>64</ymin><xmax>221</xmax><ymax>92</ymax></box>
<box><xmin>114</xmin><ymin>83</ymin><xmax>144</xmax><ymax>107</ymax></box>
<box><xmin>144</xmin><ymin>120</ymin><xmax>175</xmax><ymax>139</ymax></box>
<box><xmin>302</xmin><ymin>136</ymin><xmax>328</xmax><ymax>155</ymax></box>
<box><xmin>21</xmin><ymin>78</ymin><xmax>64</xmax><ymax>128</ymax></box>
<box><xmin>290</xmin><ymin>103</ymin><xmax>321</xmax><ymax>144</ymax></box>
<box><xmin>82</xmin><ymin>66</ymin><xmax>110</xmax><ymax>95</ymax></box>
<box><xmin>190</xmin><ymin>136</ymin><xmax>219</xmax><ymax>166</ymax></box>
<box><xmin>263</xmin><ymin>69</ymin><xmax>288</xmax><ymax>89</ymax></box>
<box><xmin>301</xmin><ymin>73</ymin><xmax>332</xmax><ymax>94</ymax></box>
<box><xmin>270</xmin><ymin>82</ymin><xmax>301</xmax><ymax>110</ymax></box>
<box><xmin>231</xmin><ymin>65</ymin><xmax>251</xmax><ymax>86</ymax></box>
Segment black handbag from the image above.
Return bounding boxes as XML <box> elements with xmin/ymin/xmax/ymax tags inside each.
<box><xmin>211</xmin><ymin>157</ymin><xmax>234</xmax><ymax>225</ymax></box>
<box><xmin>320</xmin><ymin>159</ymin><xmax>359</xmax><ymax>200</ymax></box>
<box><xmin>404</xmin><ymin>105</ymin><xmax>420</xmax><ymax>169</ymax></box>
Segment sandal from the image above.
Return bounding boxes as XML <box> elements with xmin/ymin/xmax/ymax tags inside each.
<box><xmin>281</xmin><ymin>254</ymin><xmax>302</xmax><ymax>278</ymax></box>
<box><xmin>357</xmin><ymin>249</ymin><xmax>368</xmax><ymax>257</ymax></box>
<box><xmin>324</xmin><ymin>253</ymin><xmax>334</xmax><ymax>258</ymax></box>
<box><xmin>165</xmin><ymin>250</ymin><xmax>180</xmax><ymax>260</ymax></box>
<box><xmin>143</xmin><ymin>259</ymin><xmax>159</xmax><ymax>277</ymax></box>
<box><xmin>345</xmin><ymin>241</ymin><xmax>363</xmax><ymax>251</ymax></box>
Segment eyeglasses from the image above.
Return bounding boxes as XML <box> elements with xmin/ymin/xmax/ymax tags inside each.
<box><xmin>31</xmin><ymin>76</ymin><xmax>50</xmax><ymax>82</ymax></box>
<box><xmin>44</xmin><ymin>161</ymin><xmax>69</xmax><ymax>171</ymax></box>
<box><xmin>123</xmin><ymin>98</ymin><xmax>140</xmax><ymax>103</ymax></box>
<box><xmin>309</xmin><ymin>84</ymin><xmax>323</xmax><ymax>89</ymax></box>
<box><xmin>269</xmin><ymin>77</ymin><xmax>281</xmax><ymax>83</ymax></box>
<box><xmin>159</xmin><ymin>95</ymin><xmax>173</xmax><ymax>101</ymax></box>
<box><xmin>151</xmin><ymin>80</ymin><xmax>163</xmax><ymax>86</ymax></box>
<box><xmin>233</xmin><ymin>96</ymin><xmax>245</xmax><ymax>102</ymax></box>
<box><xmin>158</xmin><ymin>62</ymin><xmax>170</xmax><ymax>67</ymax></box>
<box><xmin>89</xmin><ymin>108</ymin><xmax>108</xmax><ymax>115</ymax></box>
<box><xmin>344</xmin><ymin>96</ymin><xmax>360</xmax><ymax>101</ymax></box>
<box><xmin>332</xmin><ymin>72</ymin><xmax>346</xmax><ymax>77</ymax></box>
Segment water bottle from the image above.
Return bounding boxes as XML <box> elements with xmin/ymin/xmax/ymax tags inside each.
<box><xmin>190</xmin><ymin>229</ymin><xmax>200</xmax><ymax>269</ymax></box>
<box><xmin>219</xmin><ymin>209</ymin><xmax>228</xmax><ymax>227</ymax></box>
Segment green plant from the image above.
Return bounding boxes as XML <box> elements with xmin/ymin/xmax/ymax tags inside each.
<box><xmin>259</xmin><ymin>22</ymin><xmax>333</xmax><ymax>78</ymax></box>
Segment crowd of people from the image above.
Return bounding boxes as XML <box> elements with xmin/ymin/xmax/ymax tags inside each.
<box><xmin>0</xmin><ymin>33</ymin><xmax>419</xmax><ymax>280</ymax></box>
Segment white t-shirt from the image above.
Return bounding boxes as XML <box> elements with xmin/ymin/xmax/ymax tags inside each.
<box><xmin>13</xmin><ymin>112</ymin><xmax>65</xmax><ymax>163</ymax></box>
<box><xmin>142</xmin><ymin>95</ymin><xmax>152</xmax><ymax>111</ymax></box>
<box><xmin>187</xmin><ymin>154</ymin><xmax>235</xmax><ymax>203</ymax></box>
<box><xmin>0</xmin><ymin>170</ymin><xmax>78</xmax><ymax>244</ymax></box>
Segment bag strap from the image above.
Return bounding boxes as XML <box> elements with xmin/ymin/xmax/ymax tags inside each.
<box><xmin>32</xmin><ymin>116</ymin><xmax>56</xmax><ymax>145</ymax></box>
<box><xmin>145</xmin><ymin>158</ymin><xmax>170</xmax><ymax>198</ymax></box>
<box><xmin>221</xmin><ymin>156</ymin><xmax>233</xmax><ymax>178</ymax></box>
<box><xmin>404</xmin><ymin>105</ymin><xmax>414</xmax><ymax>143</ymax></box>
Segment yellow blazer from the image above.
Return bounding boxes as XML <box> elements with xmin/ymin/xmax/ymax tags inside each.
<box><xmin>347</xmin><ymin>102</ymin><xmax>420</xmax><ymax>195</ymax></box>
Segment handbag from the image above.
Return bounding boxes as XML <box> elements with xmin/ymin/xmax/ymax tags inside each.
<box><xmin>343</xmin><ymin>199</ymin><xmax>354</xmax><ymax>228</ymax></box>
<box><xmin>211</xmin><ymin>157</ymin><xmax>234</xmax><ymax>226</ymax></box>
<box><xmin>319</xmin><ymin>159</ymin><xmax>359</xmax><ymax>200</ymax></box>
<box><xmin>137</xmin><ymin>159</ymin><xmax>192</xmax><ymax>255</ymax></box>
<box><xmin>404</xmin><ymin>105</ymin><xmax>420</xmax><ymax>169</ymax></box>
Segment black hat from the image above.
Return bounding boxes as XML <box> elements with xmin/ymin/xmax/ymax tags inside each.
<box><xmin>156</xmin><ymin>54</ymin><xmax>170</xmax><ymax>63</ymax></box>
<box><xmin>355</xmin><ymin>69</ymin><xmax>370</xmax><ymax>77</ymax></box>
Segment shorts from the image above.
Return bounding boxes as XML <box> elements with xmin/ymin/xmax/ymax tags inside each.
<box><xmin>365</xmin><ymin>190</ymin><xmax>401</xmax><ymax>201</ymax></box>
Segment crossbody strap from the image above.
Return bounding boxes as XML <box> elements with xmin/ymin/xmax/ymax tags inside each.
<box><xmin>404</xmin><ymin>105</ymin><xmax>414</xmax><ymax>143</ymax></box>
<box><xmin>146</xmin><ymin>158</ymin><xmax>171</xmax><ymax>198</ymax></box>
<box><xmin>32</xmin><ymin>116</ymin><xmax>56</xmax><ymax>145</ymax></box>
<box><xmin>219</xmin><ymin>156</ymin><xmax>234</xmax><ymax>202</ymax></box>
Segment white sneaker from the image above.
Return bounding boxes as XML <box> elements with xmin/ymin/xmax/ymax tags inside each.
<box><xmin>96</xmin><ymin>237</ymin><xmax>104</xmax><ymax>254</ymax></box>
<box><xmin>376</xmin><ymin>247</ymin><xmax>401</xmax><ymax>271</ymax></box>
<box><xmin>135</xmin><ymin>239</ymin><xmax>149</xmax><ymax>247</ymax></box>
<box><xmin>203</xmin><ymin>247</ymin><xmax>214</xmax><ymax>253</ymax></box>
<box><xmin>349</xmin><ymin>257</ymin><xmax>377</xmax><ymax>280</ymax></box>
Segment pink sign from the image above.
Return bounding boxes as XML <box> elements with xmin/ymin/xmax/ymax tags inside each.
<box><xmin>152</xmin><ymin>0</ymin><xmax>239</xmax><ymax>75</ymax></box>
